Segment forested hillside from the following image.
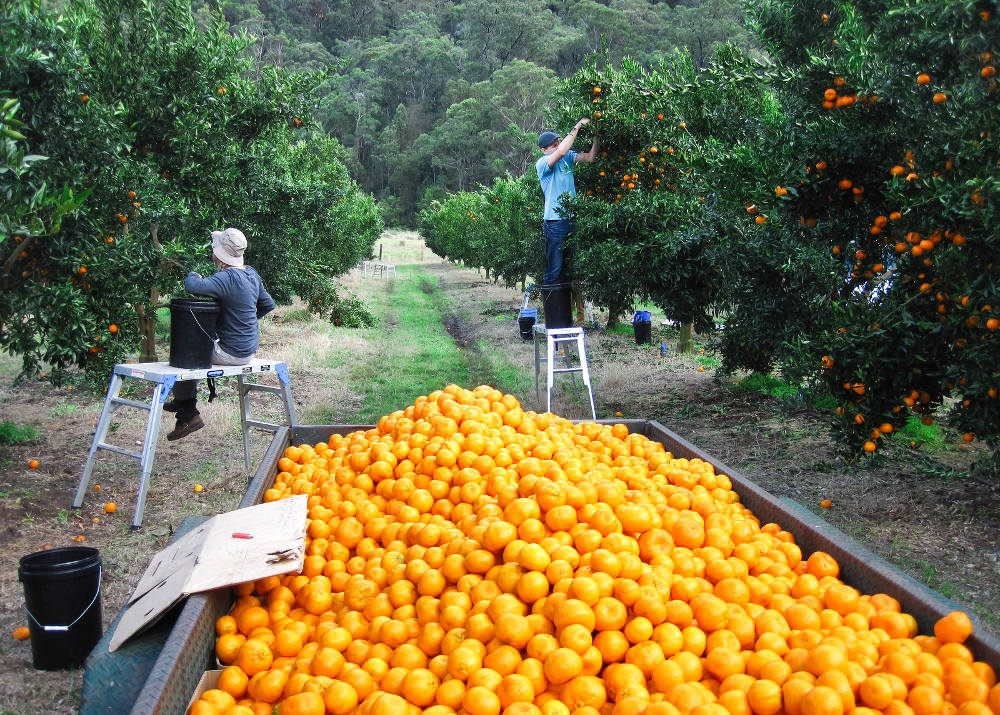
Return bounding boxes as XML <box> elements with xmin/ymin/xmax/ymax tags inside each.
<box><xmin>207</xmin><ymin>0</ymin><xmax>754</xmax><ymax>224</ymax></box>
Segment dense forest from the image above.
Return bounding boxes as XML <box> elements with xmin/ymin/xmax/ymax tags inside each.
<box><xmin>200</xmin><ymin>0</ymin><xmax>754</xmax><ymax>224</ymax></box>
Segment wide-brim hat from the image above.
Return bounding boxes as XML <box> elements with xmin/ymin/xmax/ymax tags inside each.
<box><xmin>211</xmin><ymin>228</ymin><xmax>247</xmax><ymax>267</ymax></box>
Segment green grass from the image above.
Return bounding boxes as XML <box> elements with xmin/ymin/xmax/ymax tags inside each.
<box><xmin>732</xmin><ymin>372</ymin><xmax>840</xmax><ymax>410</ymax></box>
<box><xmin>898</xmin><ymin>414</ymin><xmax>945</xmax><ymax>451</ymax></box>
<box><xmin>49</xmin><ymin>403</ymin><xmax>79</xmax><ymax>418</ymax></box>
<box><xmin>314</xmin><ymin>266</ymin><xmax>523</xmax><ymax>424</ymax></box>
<box><xmin>275</xmin><ymin>308</ymin><xmax>313</xmax><ymax>323</ymax></box>
<box><xmin>734</xmin><ymin>372</ymin><xmax>800</xmax><ymax>399</ymax></box>
<box><xmin>0</xmin><ymin>420</ymin><xmax>39</xmax><ymax>444</ymax></box>
<box><xmin>155</xmin><ymin>306</ymin><xmax>171</xmax><ymax>338</ymax></box>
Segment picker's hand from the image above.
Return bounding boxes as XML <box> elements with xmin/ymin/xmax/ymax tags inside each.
<box><xmin>576</xmin><ymin>118</ymin><xmax>590</xmax><ymax>128</ymax></box>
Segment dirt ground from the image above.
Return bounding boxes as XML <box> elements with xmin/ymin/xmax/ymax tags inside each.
<box><xmin>0</xmin><ymin>234</ymin><xmax>998</xmax><ymax>713</ymax></box>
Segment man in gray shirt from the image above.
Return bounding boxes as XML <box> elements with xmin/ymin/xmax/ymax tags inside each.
<box><xmin>165</xmin><ymin>228</ymin><xmax>275</xmax><ymax>440</ymax></box>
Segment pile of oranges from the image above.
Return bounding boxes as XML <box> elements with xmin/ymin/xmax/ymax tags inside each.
<box><xmin>190</xmin><ymin>385</ymin><xmax>999</xmax><ymax>715</ymax></box>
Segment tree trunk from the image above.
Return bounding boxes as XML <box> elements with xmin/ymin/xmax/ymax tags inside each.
<box><xmin>138</xmin><ymin>286</ymin><xmax>159</xmax><ymax>362</ymax></box>
<box><xmin>678</xmin><ymin>321</ymin><xmax>694</xmax><ymax>354</ymax></box>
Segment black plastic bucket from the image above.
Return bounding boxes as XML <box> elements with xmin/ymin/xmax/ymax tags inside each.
<box><xmin>541</xmin><ymin>283</ymin><xmax>572</xmax><ymax>329</ymax></box>
<box><xmin>19</xmin><ymin>547</ymin><xmax>103</xmax><ymax>670</ymax></box>
<box><xmin>169</xmin><ymin>298</ymin><xmax>220</xmax><ymax>369</ymax></box>
<box><xmin>633</xmin><ymin>310</ymin><xmax>652</xmax><ymax>345</ymax></box>
<box><xmin>518</xmin><ymin>308</ymin><xmax>537</xmax><ymax>339</ymax></box>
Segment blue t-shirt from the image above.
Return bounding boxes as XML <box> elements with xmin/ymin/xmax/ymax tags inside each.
<box><xmin>185</xmin><ymin>266</ymin><xmax>275</xmax><ymax>358</ymax></box>
<box><xmin>536</xmin><ymin>150</ymin><xmax>577</xmax><ymax>221</ymax></box>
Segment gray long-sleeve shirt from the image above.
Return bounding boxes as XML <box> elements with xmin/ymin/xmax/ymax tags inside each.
<box><xmin>184</xmin><ymin>266</ymin><xmax>275</xmax><ymax>358</ymax></box>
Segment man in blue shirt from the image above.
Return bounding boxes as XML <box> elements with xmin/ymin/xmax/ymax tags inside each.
<box><xmin>165</xmin><ymin>227</ymin><xmax>275</xmax><ymax>440</ymax></box>
<box><xmin>535</xmin><ymin>118</ymin><xmax>598</xmax><ymax>287</ymax></box>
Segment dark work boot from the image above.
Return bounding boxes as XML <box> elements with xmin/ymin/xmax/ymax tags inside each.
<box><xmin>167</xmin><ymin>412</ymin><xmax>203</xmax><ymax>441</ymax></box>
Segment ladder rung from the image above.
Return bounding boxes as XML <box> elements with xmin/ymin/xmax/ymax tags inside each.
<box><xmin>97</xmin><ymin>443</ymin><xmax>143</xmax><ymax>459</ymax></box>
<box><xmin>243</xmin><ymin>384</ymin><xmax>284</xmax><ymax>395</ymax></box>
<box><xmin>553</xmin><ymin>367</ymin><xmax>584</xmax><ymax>374</ymax></box>
<box><xmin>111</xmin><ymin>397</ymin><xmax>152</xmax><ymax>410</ymax></box>
<box><xmin>245</xmin><ymin>419</ymin><xmax>282</xmax><ymax>431</ymax></box>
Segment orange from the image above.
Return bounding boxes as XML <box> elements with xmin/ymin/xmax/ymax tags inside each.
<box><xmin>464</xmin><ymin>685</ymin><xmax>502</xmax><ymax>715</ymax></box>
<box><xmin>217</xmin><ymin>665</ymin><xmax>250</xmax><ymax>699</ymax></box>
<box><xmin>934</xmin><ymin>611</ymin><xmax>973</xmax><ymax>644</ymax></box>
<box><xmin>950</xmin><ymin>677</ymin><xmax>989</xmax><ymax>707</ymax></box>
<box><xmin>400</xmin><ymin>668</ymin><xmax>440</xmax><ymax>707</ymax></box>
<box><xmin>12</xmin><ymin>626</ymin><xmax>30</xmax><ymax>640</ymax></box>
<box><xmin>543</xmin><ymin>647</ymin><xmax>584</xmax><ymax>685</ymax></box>
<box><xmin>747</xmin><ymin>679</ymin><xmax>783</xmax><ymax>715</ymax></box>
<box><xmin>860</xmin><ymin>675</ymin><xmax>895</xmax><ymax>709</ymax></box>
<box><xmin>907</xmin><ymin>684</ymin><xmax>943</xmax><ymax>715</ymax></box>
<box><xmin>215</xmin><ymin>633</ymin><xmax>246</xmax><ymax>664</ymax></box>
<box><xmin>236</xmin><ymin>638</ymin><xmax>273</xmax><ymax>676</ymax></box>
<box><xmin>805</xmin><ymin>552</ymin><xmax>839</xmax><ymax>579</ymax></box>
<box><xmin>562</xmin><ymin>675</ymin><xmax>607</xmax><ymax>711</ymax></box>
<box><xmin>497</xmin><ymin>673</ymin><xmax>535</xmax><ymax>709</ymax></box>
<box><xmin>705</xmin><ymin>647</ymin><xmax>745</xmax><ymax>680</ymax></box>
<box><xmin>278</xmin><ymin>691</ymin><xmax>325</xmax><ymax>715</ymax></box>
<box><xmin>322</xmin><ymin>681</ymin><xmax>359</xmax><ymax>714</ymax></box>
<box><xmin>801</xmin><ymin>686</ymin><xmax>844</xmax><ymax>715</ymax></box>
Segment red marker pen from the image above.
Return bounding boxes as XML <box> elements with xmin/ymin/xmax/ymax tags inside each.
<box><xmin>232</xmin><ymin>532</ymin><xmax>253</xmax><ymax>539</ymax></box>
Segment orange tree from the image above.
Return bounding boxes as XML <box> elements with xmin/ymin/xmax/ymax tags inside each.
<box><xmin>548</xmin><ymin>50</ymin><xmax>791</xmax><ymax>332</ymax></box>
<box><xmin>419</xmin><ymin>174</ymin><xmax>544</xmax><ymax>290</ymax></box>
<box><xmin>736</xmin><ymin>0</ymin><xmax>1000</xmax><ymax>456</ymax></box>
<box><xmin>540</xmin><ymin>4</ymin><xmax>998</xmax><ymax>457</ymax></box>
<box><xmin>0</xmin><ymin>0</ymin><xmax>381</xmax><ymax>382</ymax></box>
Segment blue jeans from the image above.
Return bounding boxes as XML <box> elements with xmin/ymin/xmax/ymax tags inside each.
<box><xmin>543</xmin><ymin>219</ymin><xmax>574</xmax><ymax>285</ymax></box>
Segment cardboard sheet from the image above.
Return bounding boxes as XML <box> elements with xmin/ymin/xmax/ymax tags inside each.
<box><xmin>109</xmin><ymin>495</ymin><xmax>307</xmax><ymax>651</ymax></box>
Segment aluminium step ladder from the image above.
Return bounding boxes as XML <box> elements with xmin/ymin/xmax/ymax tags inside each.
<box><xmin>72</xmin><ymin>358</ymin><xmax>296</xmax><ymax>529</ymax></box>
<box><xmin>533</xmin><ymin>325</ymin><xmax>597</xmax><ymax>419</ymax></box>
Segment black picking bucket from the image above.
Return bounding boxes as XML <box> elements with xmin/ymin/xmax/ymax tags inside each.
<box><xmin>169</xmin><ymin>298</ymin><xmax>220</xmax><ymax>369</ymax></box>
<box><xmin>518</xmin><ymin>308</ymin><xmax>537</xmax><ymax>339</ymax></box>
<box><xmin>541</xmin><ymin>283</ymin><xmax>572</xmax><ymax>329</ymax></box>
<box><xmin>633</xmin><ymin>310</ymin><xmax>652</xmax><ymax>345</ymax></box>
<box><xmin>19</xmin><ymin>547</ymin><xmax>103</xmax><ymax>670</ymax></box>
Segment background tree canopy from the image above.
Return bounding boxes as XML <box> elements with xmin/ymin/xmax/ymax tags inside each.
<box><xmin>207</xmin><ymin>0</ymin><xmax>756</xmax><ymax>225</ymax></box>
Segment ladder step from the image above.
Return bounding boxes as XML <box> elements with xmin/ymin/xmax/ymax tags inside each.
<box><xmin>97</xmin><ymin>443</ymin><xmax>143</xmax><ymax>459</ymax></box>
<box><xmin>110</xmin><ymin>397</ymin><xmax>152</xmax><ymax>410</ymax></box>
<box><xmin>553</xmin><ymin>367</ymin><xmax>584</xmax><ymax>374</ymax></box>
<box><xmin>243</xmin><ymin>384</ymin><xmax>284</xmax><ymax>395</ymax></box>
<box><xmin>245</xmin><ymin>419</ymin><xmax>282</xmax><ymax>431</ymax></box>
